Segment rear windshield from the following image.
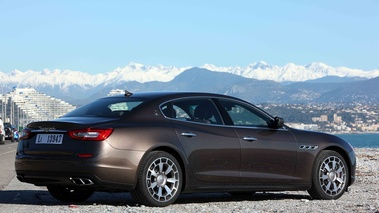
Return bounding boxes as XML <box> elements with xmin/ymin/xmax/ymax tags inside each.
<box><xmin>62</xmin><ymin>97</ymin><xmax>144</xmax><ymax>117</ymax></box>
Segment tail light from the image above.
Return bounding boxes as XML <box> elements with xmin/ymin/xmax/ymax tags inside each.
<box><xmin>68</xmin><ymin>128</ymin><xmax>113</xmax><ymax>141</ymax></box>
<box><xmin>20</xmin><ymin>129</ymin><xmax>32</xmax><ymax>140</ymax></box>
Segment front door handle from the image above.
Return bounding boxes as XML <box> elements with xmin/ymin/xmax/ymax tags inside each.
<box><xmin>243</xmin><ymin>136</ymin><xmax>258</xmax><ymax>142</ymax></box>
<box><xmin>181</xmin><ymin>132</ymin><xmax>197</xmax><ymax>137</ymax></box>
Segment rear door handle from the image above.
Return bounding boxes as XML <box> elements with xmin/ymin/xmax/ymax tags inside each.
<box><xmin>243</xmin><ymin>136</ymin><xmax>258</xmax><ymax>142</ymax></box>
<box><xmin>181</xmin><ymin>132</ymin><xmax>197</xmax><ymax>137</ymax></box>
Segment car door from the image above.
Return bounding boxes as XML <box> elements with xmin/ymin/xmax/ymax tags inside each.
<box><xmin>218</xmin><ymin>99</ymin><xmax>298</xmax><ymax>184</ymax></box>
<box><xmin>162</xmin><ymin>98</ymin><xmax>241</xmax><ymax>183</ymax></box>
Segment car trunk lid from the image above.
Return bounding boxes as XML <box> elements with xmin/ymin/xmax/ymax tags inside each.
<box><xmin>19</xmin><ymin>117</ymin><xmax>119</xmax><ymax>156</ymax></box>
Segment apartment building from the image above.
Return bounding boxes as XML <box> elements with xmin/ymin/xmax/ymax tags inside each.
<box><xmin>0</xmin><ymin>88</ymin><xmax>76</xmax><ymax>129</ymax></box>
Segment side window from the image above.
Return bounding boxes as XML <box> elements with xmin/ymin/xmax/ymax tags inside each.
<box><xmin>160</xmin><ymin>103</ymin><xmax>191</xmax><ymax>120</ymax></box>
<box><xmin>161</xmin><ymin>104</ymin><xmax>175</xmax><ymax>118</ymax></box>
<box><xmin>219</xmin><ymin>99</ymin><xmax>269</xmax><ymax>127</ymax></box>
<box><xmin>173</xmin><ymin>105</ymin><xmax>191</xmax><ymax>120</ymax></box>
<box><xmin>163</xmin><ymin>98</ymin><xmax>223</xmax><ymax>125</ymax></box>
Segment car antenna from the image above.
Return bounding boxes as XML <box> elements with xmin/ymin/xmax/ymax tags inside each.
<box><xmin>124</xmin><ymin>90</ymin><xmax>133</xmax><ymax>97</ymax></box>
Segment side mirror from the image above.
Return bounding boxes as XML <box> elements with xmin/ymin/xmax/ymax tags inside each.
<box><xmin>271</xmin><ymin>117</ymin><xmax>284</xmax><ymax>129</ymax></box>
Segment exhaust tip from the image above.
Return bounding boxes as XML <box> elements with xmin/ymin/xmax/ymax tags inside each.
<box><xmin>70</xmin><ymin>177</ymin><xmax>94</xmax><ymax>185</ymax></box>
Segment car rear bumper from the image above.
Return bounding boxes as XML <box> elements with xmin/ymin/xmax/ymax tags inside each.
<box><xmin>15</xmin><ymin>150</ymin><xmax>145</xmax><ymax>191</ymax></box>
<box><xmin>15</xmin><ymin>171</ymin><xmax>134</xmax><ymax>192</ymax></box>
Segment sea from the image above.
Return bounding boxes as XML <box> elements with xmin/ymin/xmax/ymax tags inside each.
<box><xmin>334</xmin><ymin>133</ymin><xmax>379</xmax><ymax>148</ymax></box>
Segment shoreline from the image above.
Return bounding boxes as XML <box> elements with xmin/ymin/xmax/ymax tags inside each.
<box><xmin>332</xmin><ymin>132</ymin><xmax>379</xmax><ymax>134</ymax></box>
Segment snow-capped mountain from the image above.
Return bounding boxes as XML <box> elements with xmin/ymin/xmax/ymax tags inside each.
<box><xmin>202</xmin><ymin>61</ymin><xmax>379</xmax><ymax>82</ymax></box>
<box><xmin>1</xmin><ymin>63</ymin><xmax>379</xmax><ymax>105</ymax></box>
<box><xmin>2</xmin><ymin>62</ymin><xmax>378</xmax><ymax>89</ymax></box>
<box><xmin>3</xmin><ymin>62</ymin><xmax>190</xmax><ymax>88</ymax></box>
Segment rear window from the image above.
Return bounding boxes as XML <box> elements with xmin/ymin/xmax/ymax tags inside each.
<box><xmin>62</xmin><ymin>97</ymin><xmax>144</xmax><ymax>117</ymax></box>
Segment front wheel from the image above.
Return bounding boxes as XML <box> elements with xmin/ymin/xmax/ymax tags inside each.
<box><xmin>308</xmin><ymin>150</ymin><xmax>349</xmax><ymax>200</ymax></box>
<box><xmin>47</xmin><ymin>186</ymin><xmax>94</xmax><ymax>202</ymax></box>
<box><xmin>131</xmin><ymin>151</ymin><xmax>182</xmax><ymax>207</ymax></box>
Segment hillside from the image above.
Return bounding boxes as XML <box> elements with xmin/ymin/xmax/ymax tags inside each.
<box><xmin>70</xmin><ymin>68</ymin><xmax>378</xmax><ymax>106</ymax></box>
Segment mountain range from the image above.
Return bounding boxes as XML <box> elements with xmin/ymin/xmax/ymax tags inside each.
<box><xmin>1</xmin><ymin>62</ymin><xmax>378</xmax><ymax>105</ymax></box>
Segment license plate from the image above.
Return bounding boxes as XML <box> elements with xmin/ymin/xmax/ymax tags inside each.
<box><xmin>36</xmin><ymin>134</ymin><xmax>64</xmax><ymax>144</ymax></box>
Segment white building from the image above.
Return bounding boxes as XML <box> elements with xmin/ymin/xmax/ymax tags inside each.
<box><xmin>0</xmin><ymin>88</ymin><xmax>76</xmax><ymax>129</ymax></box>
<box><xmin>287</xmin><ymin>123</ymin><xmax>319</xmax><ymax>131</ymax></box>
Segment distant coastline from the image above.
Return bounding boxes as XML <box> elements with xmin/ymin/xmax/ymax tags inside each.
<box><xmin>332</xmin><ymin>133</ymin><xmax>378</xmax><ymax>148</ymax></box>
<box><xmin>332</xmin><ymin>131</ymin><xmax>379</xmax><ymax>134</ymax></box>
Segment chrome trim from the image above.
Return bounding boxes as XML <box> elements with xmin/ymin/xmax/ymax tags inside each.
<box><xmin>70</xmin><ymin>177</ymin><xmax>94</xmax><ymax>185</ymax></box>
<box><xmin>180</xmin><ymin>132</ymin><xmax>197</xmax><ymax>137</ymax></box>
<box><xmin>243</xmin><ymin>136</ymin><xmax>258</xmax><ymax>142</ymax></box>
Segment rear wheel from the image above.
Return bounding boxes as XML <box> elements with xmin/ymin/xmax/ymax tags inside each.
<box><xmin>0</xmin><ymin>134</ymin><xmax>4</xmax><ymax>144</ymax></box>
<box><xmin>47</xmin><ymin>186</ymin><xmax>94</xmax><ymax>202</ymax></box>
<box><xmin>308</xmin><ymin>150</ymin><xmax>349</xmax><ymax>200</ymax></box>
<box><xmin>131</xmin><ymin>151</ymin><xmax>182</xmax><ymax>207</ymax></box>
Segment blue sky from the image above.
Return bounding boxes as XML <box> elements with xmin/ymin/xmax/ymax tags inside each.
<box><xmin>1</xmin><ymin>0</ymin><xmax>378</xmax><ymax>74</ymax></box>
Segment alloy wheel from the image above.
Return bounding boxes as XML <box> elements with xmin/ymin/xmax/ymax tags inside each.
<box><xmin>318</xmin><ymin>155</ymin><xmax>347</xmax><ymax>196</ymax></box>
<box><xmin>146</xmin><ymin>156</ymin><xmax>180</xmax><ymax>202</ymax></box>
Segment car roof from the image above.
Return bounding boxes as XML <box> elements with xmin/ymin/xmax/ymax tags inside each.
<box><xmin>106</xmin><ymin>91</ymin><xmax>239</xmax><ymax>102</ymax></box>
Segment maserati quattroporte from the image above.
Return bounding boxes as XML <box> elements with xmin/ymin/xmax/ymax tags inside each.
<box><xmin>15</xmin><ymin>91</ymin><xmax>356</xmax><ymax>207</ymax></box>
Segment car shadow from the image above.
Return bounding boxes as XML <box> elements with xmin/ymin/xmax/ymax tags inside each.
<box><xmin>177</xmin><ymin>192</ymin><xmax>311</xmax><ymax>204</ymax></box>
<box><xmin>0</xmin><ymin>189</ymin><xmax>312</xmax><ymax>206</ymax></box>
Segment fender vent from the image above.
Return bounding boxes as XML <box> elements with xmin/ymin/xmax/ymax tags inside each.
<box><xmin>299</xmin><ymin>145</ymin><xmax>318</xmax><ymax>150</ymax></box>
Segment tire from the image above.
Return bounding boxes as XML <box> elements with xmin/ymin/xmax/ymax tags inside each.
<box><xmin>308</xmin><ymin>150</ymin><xmax>349</xmax><ymax>200</ymax></box>
<box><xmin>0</xmin><ymin>134</ymin><xmax>4</xmax><ymax>144</ymax></box>
<box><xmin>131</xmin><ymin>151</ymin><xmax>182</xmax><ymax>207</ymax></box>
<box><xmin>47</xmin><ymin>186</ymin><xmax>94</xmax><ymax>202</ymax></box>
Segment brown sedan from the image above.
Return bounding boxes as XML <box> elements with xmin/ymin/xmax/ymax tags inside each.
<box><xmin>15</xmin><ymin>91</ymin><xmax>356</xmax><ymax>207</ymax></box>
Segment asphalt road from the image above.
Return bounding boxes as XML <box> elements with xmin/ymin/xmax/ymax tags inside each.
<box><xmin>0</xmin><ymin>140</ymin><xmax>18</xmax><ymax>190</ymax></box>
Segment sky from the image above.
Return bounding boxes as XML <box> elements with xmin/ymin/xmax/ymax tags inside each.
<box><xmin>0</xmin><ymin>0</ymin><xmax>378</xmax><ymax>74</ymax></box>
